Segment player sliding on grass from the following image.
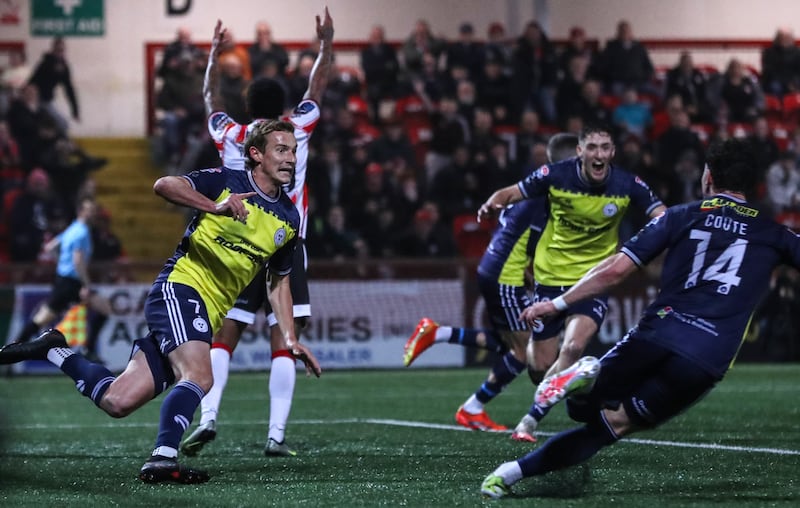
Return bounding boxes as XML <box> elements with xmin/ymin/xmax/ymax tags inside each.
<box><xmin>0</xmin><ymin>120</ymin><xmax>321</xmax><ymax>484</ymax></box>
<box><xmin>481</xmin><ymin>137</ymin><xmax>800</xmax><ymax>498</ymax></box>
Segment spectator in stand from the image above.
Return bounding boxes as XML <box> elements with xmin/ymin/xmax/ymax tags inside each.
<box><xmin>360</xmin><ymin>25</ymin><xmax>400</xmax><ymax>120</ymax></box>
<box><xmin>249</xmin><ymin>21</ymin><xmax>290</xmax><ymax>78</ymax></box>
<box><xmin>368</xmin><ymin>116</ymin><xmax>416</xmax><ymax>168</ymax></box>
<box><xmin>90</xmin><ymin>206</ymin><xmax>129</xmax><ymax>283</ymax></box>
<box><xmin>424</xmin><ymin>94</ymin><xmax>470</xmax><ymax>185</ymax></box>
<box><xmin>556</xmin><ymin>54</ymin><xmax>590</xmax><ymax>124</ymax></box>
<box><xmin>761</xmin><ymin>27</ymin><xmax>800</xmax><ymax>97</ymax></box>
<box><xmin>446</xmin><ymin>22</ymin><xmax>484</xmax><ymax>81</ymax></box>
<box><xmin>0</xmin><ymin>49</ymin><xmax>31</xmax><ymax>116</ymax></box>
<box><xmin>158</xmin><ymin>27</ymin><xmax>205</xmax><ymax>79</ymax></box>
<box><xmin>476</xmin><ymin>54</ymin><xmax>513</xmax><ymax>125</ymax></box>
<box><xmin>765</xmin><ymin>151</ymin><xmax>800</xmax><ymax>215</ymax></box>
<box><xmin>557</xmin><ymin>26</ymin><xmax>601</xmax><ymax>83</ymax></box>
<box><xmin>514</xmin><ymin>110</ymin><xmax>548</xmax><ymax>166</ymax></box>
<box><xmin>570</xmin><ymin>79</ymin><xmax>612</xmax><ymax>128</ymax></box>
<box><xmin>217</xmin><ymin>29</ymin><xmax>251</xmax><ymax>82</ymax></box>
<box><xmin>719</xmin><ymin>58</ymin><xmax>764</xmax><ymax>124</ymax></box>
<box><xmin>510</xmin><ymin>20</ymin><xmax>558</xmax><ymax>124</ymax></box>
<box><xmin>217</xmin><ymin>53</ymin><xmax>249</xmax><ymax>124</ymax></box>
<box><xmin>287</xmin><ymin>52</ymin><xmax>317</xmax><ymax>108</ymax></box>
<box><xmin>617</xmin><ymin>135</ymin><xmax>681</xmax><ymax>206</ymax></box>
<box><xmin>484</xmin><ymin>22</ymin><xmax>512</xmax><ymax>74</ymax></box>
<box><xmin>393</xmin><ymin>202</ymin><xmax>456</xmax><ymax>258</ymax></box>
<box><xmin>6</xmin><ymin>83</ymin><xmax>61</xmax><ymax>170</ymax></box>
<box><xmin>430</xmin><ymin>144</ymin><xmax>482</xmax><ymax>223</ymax></box>
<box><xmin>469</xmin><ymin>106</ymin><xmax>500</xmax><ymax>160</ymax></box>
<box><xmin>599</xmin><ymin>20</ymin><xmax>655</xmax><ymax>97</ymax></box>
<box><xmin>612</xmin><ymin>86</ymin><xmax>653</xmax><ymax>140</ymax></box>
<box><xmin>8</xmin><ymin>168</ymin><xmax>70</xmax><ymax>263</ymax></box>
<box><xmin>27</xmin><ymin>37</ymin><xmax>79</xmax><ymax>133</ymax></box>
<box><xmin>306</xmin><ymin>140</ymin><xmax>355</xmax><ymax>217</ymax></box>
<box><xmin>348</xmin><ymin>161</ymin><xmax>399</xmax><ymax>257</ymax></box>
<box><xmin>654</xmin><ymin>107</ymin><xmax>705</xmax><ymax>176</ymax></box>
<box><xmin>411</xmin><ymin>51</ymin><xmax>449</xmax><ymax>104</ymax></box>
<box><xmin>156</xmin><ymin>50</ymin><xmax>205</xmax><ymax>171</ymax></box>
<box><xmin>748</xmin><ymin>115</ymin><xmax>781</xmax><ymax>184</ymax></box>
<box><xmin>307</xmin><ymin>204</ymin><xmax>363</xmax><ymax>260</ymax></box>
<box><xmin>455</xmin><ymin>78</ymin><xmax>478</xmax><ymax>123</ymax></box>
<box><xmin>665</xmin><ymin>51</ymin><xmax>714</xmax><ymax>123</ymax></box>
<box><xmin>401</xmin><ymin>19</ymin><xmax>445</xmax><ymax>74</ymax></box>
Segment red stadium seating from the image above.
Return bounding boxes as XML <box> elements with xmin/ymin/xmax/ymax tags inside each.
<box><xmin>452</xmin><ymin>213</ymin><xmax>494</xmax><ymax>259</ymax></box>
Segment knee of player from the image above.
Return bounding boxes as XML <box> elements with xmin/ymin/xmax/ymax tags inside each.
<box><xmin>560</xmin><ymin>339</ymin><xmax>588</xmax><ymax>364</ymax></box>
<box><xmin>602</xmin><ymin>406</ymin><xmax>635</xmax><ymax>436</ymax></box>
<box><xmin>100</xmin><ymin>393</ymin><xmax>139</xmax><ymax>418</ymax></box>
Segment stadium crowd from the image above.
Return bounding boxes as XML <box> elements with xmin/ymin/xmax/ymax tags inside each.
<box><xmin>4</xmin><ymin>20</ymin><xmax>800</xmax><ymax>266</ymax></box>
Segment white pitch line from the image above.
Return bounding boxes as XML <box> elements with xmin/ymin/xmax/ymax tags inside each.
<box><xmin>3</xmin><ymin>417</ymin><xmax>799</xmax><ymax>456</ymax></box>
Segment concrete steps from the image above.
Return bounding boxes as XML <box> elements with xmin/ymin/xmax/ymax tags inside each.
<box><xmin>76</xmin><ymin>138</ymin><xmax>188</xmax><ymax>263</ymax></box>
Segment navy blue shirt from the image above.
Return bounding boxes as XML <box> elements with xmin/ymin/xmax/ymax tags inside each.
<box><xmin>622</xmin><ymin>194</ymin><xmax>800</xmax><ymax>378</ymax></box>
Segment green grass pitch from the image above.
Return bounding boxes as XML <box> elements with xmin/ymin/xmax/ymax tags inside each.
<box><xmin>1</xmin><ymin>364</ymin><xmax>798</xmax><ymax>507</ymax></box>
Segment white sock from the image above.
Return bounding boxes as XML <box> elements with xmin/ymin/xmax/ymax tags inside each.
<box><xmin>46</xmin><ymin>347</ymin><xmax>75</xmax><ymax>368</ymax></box>
<box><xmin>495</xmin><ymin>461</ymin><xmax>523</xmax><ymax>485</ymax></box>
<box><xmin>201</xmin><ymin>348</ymin><xmax>230</xmax><ymax>425</ymax></box>
<box><xmin>434</xmin><ymin>326</ymin><xmax>452</xmax><ymax>342</ymax></box>
<box><xmin>268</xmin><ymin>356</ymin><xmax>296</xmax><ymax>443</ymax></box>
<box><xmin>151</xmin><ymin>446</ymin><xmax>178</xmax><ymax>459</ymax></box>
<box><xmin>462</xmin><ymin>394</ymin><xmax>484</xmax><ymax>414</ymax></box>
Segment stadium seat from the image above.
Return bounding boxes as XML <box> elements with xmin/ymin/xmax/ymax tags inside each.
<box><xmin>727</xmin><ymin>122</ymin><xmax>754</xmax><ymax>139</ymax></box>
<box><xmin>781</xmin><ymin>93</ymin><xmax>800</xmax><ymax>123</ymax></box>
<box><xmin>764</xmin><ymin>94</ymin><xmax>783</xmax><ymax>122</ymax></box>
<box><xmin>769</xmin><ymin>121</ymin><xmax>791</xmax><ymax>151</ymax></box>
<box><xmin>690</xmin><ymin>123</ymin><xmax>715</xmax><ymax>146</ymax></box>
<box><xmin>452</xmin><ymin>213</ymin><xmax>494</xmax><ymax>259</ymax></box>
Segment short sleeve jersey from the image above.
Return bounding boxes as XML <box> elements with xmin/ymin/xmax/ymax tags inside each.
<box><xmin>207</xmin><ymin>99</ymin><xmax>320</xmax><ymax>238</ymax></box>
<box><xmin>622</xmin><ymin>194</ymin><xmax>800</xmax><ymax>377</ymax></box>
<box><xmin>56</xmin><ymin>220</ymin><xmax>92</xmax><ymax>279</ymax></box>
<box><xmin>519</xmin><ymin>157</ymin><xmax>663</xmax><ymax>286</ymax></box>
<box><xmin>155</xmin><ymin>167</ymin><xmax>299</xmax><ymax>331</ymax></box>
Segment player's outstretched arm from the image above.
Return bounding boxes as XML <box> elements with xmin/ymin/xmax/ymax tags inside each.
<box><xmin>269</xmin><ymin>272</ymin><xmax>322</xmax><ymax>377</ymax></box>
<box><xmin>520</xmin><ymin>252</ymin><xmax>638</xmax><ymax>325</ymax></box>
<box><xmin>203</xmin><ymin>19</ymin><xmax>226</xmax><ymax>116</ymax></box>
<box><xmin>153</xmin><ymin>175</ymin><xmax>255</xmax><ymax>223</ymax></box>
<box><xmin>304</xmin><ymin>6</ymin><xmax>334</xmax><ymax>104</ymax></box>
<box><xmin>477</xmin><ymin>184</ymin><xmax>524</xmax><ymax>222</ymax></box>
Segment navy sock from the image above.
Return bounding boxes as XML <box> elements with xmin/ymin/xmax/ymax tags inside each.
<box><xmin>517</xmin><ymin>415</ymin><xmax>619</xmax><ymax>477</ymax></box>
<box><xmin>529</xmin><ymin>402</ymin><xmax>552</xmax><ymax>422</ymax></box>
<box><xmin>60</xmin><ymin>354</ymin><xmax>116</xmax><ymax>407</ymax></box>
<box><xmin>447</xmin><ymin>328</ymin><xmax>506</xmax><ymax>353</ymax></box>
<box><xmin>154</xmin><ymin>380</ymin><xmax>205</xmax><ymax>451</ymax></box>
<box><xmin>476</xmin><ymin>352</ymin><xmax>526</xmax><ymax>404</ymax></box>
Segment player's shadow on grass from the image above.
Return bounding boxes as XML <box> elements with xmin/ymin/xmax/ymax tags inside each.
<box><xmin>514</xmin><ymin>463</ymin><xmax>592</xmax><ymax>499</ymax></box>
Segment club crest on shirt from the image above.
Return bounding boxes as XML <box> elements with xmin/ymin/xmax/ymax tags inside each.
<box><xmin>274</xmin><ymin>227</ymin><xmax>287</xmax><ymax>247</ymax></box>
<box><xmin>603</xmin><ymin>203</ymin><xmax>618</xmax><ymax>217</ymax></box>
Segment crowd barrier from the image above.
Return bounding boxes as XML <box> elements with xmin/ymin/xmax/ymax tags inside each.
<box><xmin>0</xmin><ymin>259</ymin><xmax>795</xmax><ymax>374</ymax></box>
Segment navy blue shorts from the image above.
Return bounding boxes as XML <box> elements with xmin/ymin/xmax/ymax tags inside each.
<box><xmin>477</xmin><ymin>273</ymin><xmax>532</xmax><ymax>332</ymax></box>
<box><xmin>567</xmin><ymin>331</ymin><xmax>718</xmax><ymax>428</ymax></box>
<box><xmin>227</xmin><ymin>240</ymin><xmax>311</xmax><ymax>326</ymax></box>
<box><xmin>144</xmin><ymin>280</ymin><xmax>213</xmax><ymax>354</ymax></box>
<box><xmin>531</xmin><ymin>283</ymin><xmax>609</xmax><ymax>340</ymax></box>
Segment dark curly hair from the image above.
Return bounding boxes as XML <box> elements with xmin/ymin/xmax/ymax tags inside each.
<box><xmin>705</xmin><ymin>138</ymin><xmax>758</xmax><ymax>198</ymax></box>
<box><xmin>246</xmin><ymin>77</ymin><xmax>286</xmax><ymax>120</ymax></box>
